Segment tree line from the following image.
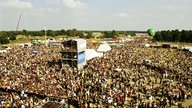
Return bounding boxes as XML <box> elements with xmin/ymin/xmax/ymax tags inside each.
<box><xmin>0</xmin><ymin>29</ymin><xmax>136</xmax><ymax>44</ymax></box>
<box><xmin>154</xmin><ymin>30</ymin><xmax>192</xmax><ymax>43</ymax></box>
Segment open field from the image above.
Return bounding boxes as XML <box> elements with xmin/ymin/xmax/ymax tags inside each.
<box><xmin>157</xmin><ymin>41</ymin><xmax>192</xmax><ymax>47</ymax></box>
<box><xmin>1</xmin><ymin>36</ymin><xmax>192</xmax><ymax>107</ymax></box>
<box><xmin>0</xmin><ymin>45</ymin><xmax>2</xmax><ymax>50</ymax></box>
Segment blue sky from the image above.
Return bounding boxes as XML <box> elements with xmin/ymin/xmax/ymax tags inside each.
<box><xmin>0</xmin><ymin>0</ymin><xmax>192</xmax><ymax>31</ymax></box>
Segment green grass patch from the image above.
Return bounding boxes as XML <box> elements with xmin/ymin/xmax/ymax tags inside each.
<box><xmin>0</xmin><ymin>44</ymin><xmax>2</xmax><ymax>50</ymax></box>
<box><xmin>157</xmin><ymin>42</ymin><xmax>192</xmax><ymax>47</ymax></box>
<box><xmin>10</xmin><ymin>38</ymin><xmax>30</xmax><ymax>44</ymax></box>
<box><xmin>55</xmin><ymin>35</ymin><xmax>68</xmax><ymax>39</ymax></box>
<box><xmin>0</xmin><ymin>44</ymin><xmax>8</xmax><ymax>50</ymax></box>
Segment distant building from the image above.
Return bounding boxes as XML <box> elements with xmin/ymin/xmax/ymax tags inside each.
<box><xmin>92</xmin><ymin>32</ymin><xmax>103</xmax><ymax>38</ymax></box>
<box><xmin>135</xmin><ymin>33</ymin><xmax>148</xmax><ymax>36</ymax></box>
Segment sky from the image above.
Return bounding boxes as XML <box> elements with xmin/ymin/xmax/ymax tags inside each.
<box><xmin>0</xmin><ymin>0</ymin><xmax>192</xmax><ymax>31</ymax></box>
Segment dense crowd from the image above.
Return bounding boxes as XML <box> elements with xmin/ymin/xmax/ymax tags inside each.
<box><xmin>0</xmin><ymin>36</ymin><xmax>192</xmax><ymax>107</ymax></box>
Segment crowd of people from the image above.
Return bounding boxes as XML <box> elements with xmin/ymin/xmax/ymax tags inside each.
<box><xmin>0</xmin><ymin>36</ymin><xmax>192</xmax><ymax>108</ymax></box>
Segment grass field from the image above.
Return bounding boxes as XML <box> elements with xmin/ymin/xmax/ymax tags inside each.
<box><xmin>157</xmin><ymin>41</ymin><xmax>192</xmax><ymax>47</ymax></box>
<box><xmin>0</xmin><ymin>44</ymin><xmax>2</xmax><ymax>50</ymax></box>
<box><xmin>1</xmin><ymin>36</ymin><xmax>192</xmax><ymax>107</ymax></box>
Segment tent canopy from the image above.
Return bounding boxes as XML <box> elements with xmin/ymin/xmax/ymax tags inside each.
<box><xmin>0</xmin><ymin>50</ymin><xmax>7</xmax><ymax>53</ymax></box>
<box><xmin>97</xmin><ymin>43</ymin><xmax>111</xmax><ymax>52</ymax></box>
<box><xmin>85</xmin><ymin>49</ymin><xmax>103</xmax><ymax>61</ymax></box>
<box><xmin>189</xmin><ymin>47</ymin><xmax>192</xmax><ymax>52</ymax></box>
<box><xmin>145</xmin><ymin>44</ymin><xmax>150</xmax><ymax>47</ymax></box>
<box><xmin>182</xmin><ymin>46</ymin><xmax>192</xmax><ymax>52</ymax></box>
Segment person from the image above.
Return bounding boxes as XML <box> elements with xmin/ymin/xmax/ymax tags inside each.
<box><xmin>0</xmin><ymin>36</ymin><xmax>192</xmax><ymax>107</ymax></box>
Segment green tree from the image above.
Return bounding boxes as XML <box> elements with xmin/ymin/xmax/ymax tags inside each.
<box><xmin>22</xmin><ymin>29</ymin><xmax>28</xmax><ymax>36</ymax></box>
<box><xmin>111</xmin><ymin>30</ymin><xmax>117</xmax><ymax>38</ymax></box>
<box><xmin>5</xmin><ymin>31</ymin><xmax>16</xmax><ymax>41</ymax></box>
<box><xmin>54</xmin><ymin>30</ymin><xmax>60</xmax><ymax>36</ymax></box>
<box><xmin>188</xmin><ymin>30</ymin><xmax>192</xmax><ymax>42</ymax></box>
<box><xmin>172</xmin><ymin>29</ymin><xmax>181</xmax><ymax>42</ymax></box>
<box><xmin>126</xmin><ymin>32</ymin><xmax>136</xmax><ymax>36</ymax></box>
<box><xmin>9</xmin><ymin>35</ymin><xmax>16</xmax><ymax>41</ymax></box>
<box><xmin>66</xmin><ymin>29</ymin><xmax>72</xmax><ymax>36</ymax></box>
<box><xmin>86</xmin><ymin>32</ymin><xmax>93</xmax><ymax>39</ymax></box>
<box><xmin>76</xmin><ymin>31</ymin><xmax>84</xmax><ymax>38</ymax></box>
<box><xmin>72</xmin><ymin>28</ymin><xmax>77</xmax><ymax>37</ymax></box>
<box><xmin>104</xmin><ymin>31</ymin><xmax>112</xmax><ymax>38</ymax></box>
<box><xmin>39</xmin><ymin>30</ymin><xmax>45</xmax><ymax>36</ymax></box>
<box><xmin>47</xmin><ymin>30</ymin><xmax>55</xmax><ymax>37</ymax></box>
<box><xmin>180</xmin><ymin>30</ymin><xmax>187</xmax><ymax>42</ymax></box>
<box><xmin>161</xmin><ymin>30</ymin><xmax>167</xmax><ymax>41</ymax></box>
<box><xmin>154</xmin><ymin>31</ymin><xmax>162</xmax><ymax>41</ymax></box>
<box><xmin>60</xmin><ymin>29</ymin><xmax>66</xmax><ymax>36</ymax></box>
<box><xmin>180</xmin><ymin>30</ymin><xmax>191</xmax><ymax>42</ymax></box>
<box><xmin>166</xmin><ymin>30</ymin><xmax>173</xmax><ymax>41</ymax></box>
<box><xmin>149</xmin><ymin>29</ymin><xmax>192</xmax><ymax>43</ymax></box>
<box><xmin>0</xmin><ymin>32</ymin><xmax>9</xmax><ymax>44</ymax></box>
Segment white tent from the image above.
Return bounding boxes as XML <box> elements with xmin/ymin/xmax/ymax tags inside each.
<box><xmin>85</xmin><ymin>49</ymin><xmax>103</xmax><ymax>60</ymax></box>
<box><xmin>0</xmin><ymin>50</ymin><xmax>7</xmax><ymax>53</ymax></box>
<box><xmin>145</xmin><ymin>44</ymin><xmax>150</xmax><ymax>47</ymax></box>
<box><xmin>182</xmin><ymin>46</ymin><xmax>192</xmax><ymax>52</ymax></box>
<box><xmin>97</xmin><ymin>43</ymin><xmax>111</xmax><ymax>52</ymax></box>
<box><xmin>189</xmin><ymin>47</ymin><xmax>192</xmax><ymax>52</ymax></box>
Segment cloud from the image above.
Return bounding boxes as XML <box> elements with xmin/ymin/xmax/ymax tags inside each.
<box><xmin>0</xmin><ymin>0</ymin><xmax>33</xmax><ymax>9</ymax></box>
<box><xmin>161</xmin><ymin>4</ymin><xmax>192</xmax><ymax>12</ymax></box>
<box><xmin>61</xmin><ymin>0</ymin><xmax>87</xmax><ymax>9</ymax></box>
<box><xmin>23</xmin><ymin>7</ymin><xmax>59</xmax><ymax>17</ymax></box>
<box><xmin>161</xmin><ymin>5</ymin><xmax>178</xmax><ymax>11</ymax></box>
<box><xmin>114</xmin><ymin>12</ymin><xmax>131</xmax><ymax>18</ymax></box>
<box><xmin>47</xmin><ymin>8</ymin><xmax>59</xmax><ymax>13</ymax></box>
